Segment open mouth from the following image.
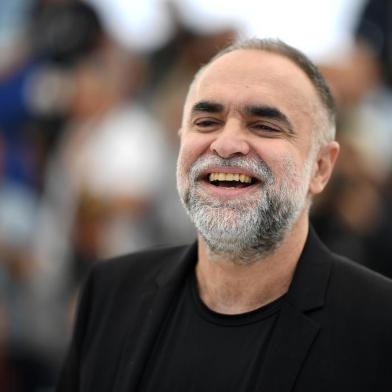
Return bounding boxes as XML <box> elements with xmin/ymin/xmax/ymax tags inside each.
<box><xmin>206</xmin><ymin>172</ymin><xmax>258</xmax><ymax>188</ymax></box>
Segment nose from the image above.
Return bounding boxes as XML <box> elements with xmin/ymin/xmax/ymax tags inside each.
<box><xmin>210</xmin><ymin>120</ymin><xmax>250</xmax><ymax>158</ymax></box>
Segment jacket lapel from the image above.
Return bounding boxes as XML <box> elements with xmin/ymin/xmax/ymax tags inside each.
<box><xmin>257</xmin><ymin>302</ymin><xmax>320</xmax><ymax>391</ymax></box>
<box><xmin>114</xmin><ymin>243</ymin><xmax>198</xmax><ymax>392</ymax></box>
<box><xmin>257</xmin><ymin>227</ymin><xmax>332</xmax><ymax>392</ymax></box>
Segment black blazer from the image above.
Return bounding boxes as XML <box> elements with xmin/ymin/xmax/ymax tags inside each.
<box><xmin>57</xmin><ymin>228</ymin><xmax>392</xmax><ymax>391</ymax></box>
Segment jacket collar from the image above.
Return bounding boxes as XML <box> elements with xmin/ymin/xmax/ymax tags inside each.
<box><xmin>286</xmin><ymin>226</ymin><xmax>332</xmax><ymax>312</ymax></box>
<box><xmin>155</xmin><ymin>241</ymin><xmax>198</xmax><ymax>287</ymax></box>
<box><xmin>156</xmin><ymin>226</ymin><xmax>333</xmax><ymax>313</ymax></box>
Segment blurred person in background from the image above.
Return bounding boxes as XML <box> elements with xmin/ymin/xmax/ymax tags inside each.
<box><xmin>0</xmin><ymin>301</ymin><xmax>55</xmax><ymax>391</ymax></box>
<box><xmin>2</xmin><ymin>0</ymin><xmax>178</xmax><ymax>389</ymax></box>
<box><xmin>0</xmin><ymin>0</ymin><xmax>67</xmax><ymax>389</ymax></box>
<box><xmin>30</xmin><ymin>0</ymin><xmax>175</xmax><ymax>372</ymax></box>
<box><xmin>314</xmin><ymin>0</ymin><xmax>392</xmax><ymax>278</ymax></box>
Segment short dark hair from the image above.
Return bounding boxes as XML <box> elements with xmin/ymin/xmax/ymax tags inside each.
<box><xmin>197</xmin><ymin>38</ymin><xmax>336</xmax><ymax>144</ymax></box>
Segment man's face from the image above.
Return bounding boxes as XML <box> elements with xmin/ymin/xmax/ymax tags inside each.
<box><xmin>177</xmin><ymin>49</ymin><xmax>327</xmax><ymax>260</ymax></box>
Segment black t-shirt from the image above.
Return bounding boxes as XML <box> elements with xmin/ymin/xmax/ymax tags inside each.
<box><xmin>138</xmin><ymin>271</ymin><xmax>285</xmax><ymax>392</ymax></box>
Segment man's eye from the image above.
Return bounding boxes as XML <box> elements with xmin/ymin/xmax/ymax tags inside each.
<box><xmin>195</xmin><ymin>119</ymin><xmax>219</xmax><ymax>128</ymax></box>
<box><xmin>251</xmin><ymin>123</ymin><xmax>280</xmax><ymax>133</ymax></box>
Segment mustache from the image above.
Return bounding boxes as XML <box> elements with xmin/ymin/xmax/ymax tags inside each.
<box><xmin>189</xmin><ymin>155</ymin><xmax>274</xmax><ymax>184</ymax></box>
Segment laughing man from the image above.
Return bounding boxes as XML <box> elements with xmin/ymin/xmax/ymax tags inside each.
<box><xmin>57</xmin><ymin>39</ymin><xmax>392</xmax><ymax>392</ymax></box>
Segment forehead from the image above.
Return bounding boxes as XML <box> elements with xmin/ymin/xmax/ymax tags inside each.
<box><xmin>185</xmin><ymin>49</ymin><xmax>321</xmax><ymax>123</ymax></box>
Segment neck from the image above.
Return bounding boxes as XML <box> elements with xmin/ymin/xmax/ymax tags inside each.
<box><xmin>195</xmin><ymin>217</ymin><xmax>309</xmax><ymax>315</ymax></box>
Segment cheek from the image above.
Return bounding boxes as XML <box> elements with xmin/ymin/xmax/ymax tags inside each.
<box><xmin>256</xmin><ymin>145</ymin><xmax>305</xmax><ymax>187</ymax></box>
<box><xmin>253</xmin><ymin>142</ymin><xmax>297</xmax><ymax>171</ymax></box>
<box><xmin>178</xmin><ymin>133</ymin><xmax>212</xmax><ymax>173</ymax></box>
<box><xmin>176</xmin><ymin>142</ymin><xmax>199</xmax><ymax>190</ymax></box>
<box><xmin>176</xmin><ymin>145</ymin><xmax>193</xmax><ymax>179</ymax></box>
<box><xmin>276</xmin><ymin>153</ymin><xmax>315</xmax><ymax>195</ymax></box>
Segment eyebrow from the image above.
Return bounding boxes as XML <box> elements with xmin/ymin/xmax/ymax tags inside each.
<box><xmin>245</xmin><ymin>105</ymin><xmax>294</xmax><ymax>133</ymax></box>
<box><xmin>190</xmin><ymin>101</ymin><xmax>295</xmax><ymax>135</ymax></box>
<box><xmin>191</xmin><ymin>101</ymin><xmax>224</xmax><ymax>115</ymax></box>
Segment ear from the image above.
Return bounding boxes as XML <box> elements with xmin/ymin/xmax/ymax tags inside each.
<box><xmin>309</xmin><ymin>141</ymin><xmax>340</xmax><ymax>195</ymax></box>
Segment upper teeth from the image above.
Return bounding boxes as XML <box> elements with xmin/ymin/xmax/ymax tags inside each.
<box><xmin>209</xmin><ymin>173</ymin><xmax>252</xmax><ymax>183</ymax></box>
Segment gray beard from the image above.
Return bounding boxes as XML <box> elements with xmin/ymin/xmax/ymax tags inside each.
<box><xmin>177</xmin><ymin>155</ymin><xmax>309</xmax><ymax>263</ymax></box>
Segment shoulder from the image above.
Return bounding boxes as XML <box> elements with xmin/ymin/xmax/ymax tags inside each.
<box><xmin>73</xmin><ymin>243</ymin><xmax>195</xmax><ymax>332</ymax></box>
<box><xmin>319</xmin><ymin>251</ymin><xmax>392</xmax><ymax>375</ymax></box>
<box><xmin>327</xmin><ymin>251</ymin><xmax>392</xmax><ymax>324</ymax></box>
<box><xmin>89</xmin><ymin>243</ymin><xmax>193</xmax><ymax>290</ymax></box>
<box><xmin>330</xmin><ymin>252</ymin><xmax>392</xmax><ymax>298</ymax></box>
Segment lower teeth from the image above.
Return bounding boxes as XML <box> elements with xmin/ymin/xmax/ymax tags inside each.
<box><xmin>211</xmin><ymin>181</ymin><xmax>248</xmax><ymax>188</ymax></box>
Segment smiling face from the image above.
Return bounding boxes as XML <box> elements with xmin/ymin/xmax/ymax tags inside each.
<box><xmin>177</xmin><ymin>48</ymin><xmax>338</xmax><ymax>260</ymax></box>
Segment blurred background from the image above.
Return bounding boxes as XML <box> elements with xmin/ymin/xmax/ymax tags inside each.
<box><xmin>0</xmin><ymin>0</ymin><xmax>391</xmax><ymax>390</ymax></box>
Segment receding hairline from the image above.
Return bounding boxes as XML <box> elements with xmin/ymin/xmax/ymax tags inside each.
<box><xmin>187</xmin><ymin>38</ymin><xmax>336</xmax><ymax>145</ymax></box>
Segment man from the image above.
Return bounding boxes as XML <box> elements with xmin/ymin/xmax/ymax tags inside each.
<box><xmin>57</xmin><ymin>39</ymin><xmax>392</xmax><ymax>391</ymax></box>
